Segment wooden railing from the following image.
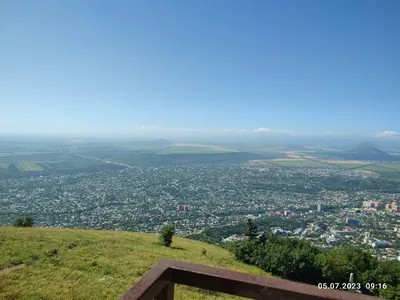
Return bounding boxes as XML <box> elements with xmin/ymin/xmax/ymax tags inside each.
<box><xmin>119</xmin><ymin>259</ymin><xmax>383</xmax><ymax>300</ymax></box>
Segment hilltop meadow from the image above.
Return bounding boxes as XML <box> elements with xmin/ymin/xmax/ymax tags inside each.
<box><xmin>0</xmin><ymin>227</ymin><xmax>269</xmax><ymax>300</ymax></box>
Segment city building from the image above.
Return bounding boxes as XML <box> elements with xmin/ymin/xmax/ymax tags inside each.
<box><xmin>327</xmin><ymin>238</ymin><xmax>336</xmax><ymax>245</ymax></box>
<box><xmin>386</xmin><ymin>201</ymin><xmax>399</xmax><ymax>212</ymax></box>
<box><xmin>284</xmin><ymin>209</ymin><xmax>292</xmax><ymax>216</ymax></box>
<box><xmin>372</xmin><ymin>241</ymin><xmax>389</xmax><ymax>248</ymax></box>
<box><xmin>176</xmin><ymin>204</ymin><xmax>191</xmax><ymax>212</ymax></box>
<box><xmin>364</xmin><ymin>201</ymin><xmax>384</xmax><ymax>210</ymax></box>
<box><xmin>346</xmin><ymin>218</ymin><xmax>361</xmax><ymax>226</ymax></box>
<box><xmin>363</xmin><ymin>201</ymin><xmax>374</xmax><ymax>208</ymax></box>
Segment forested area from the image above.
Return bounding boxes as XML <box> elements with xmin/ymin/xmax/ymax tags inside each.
<box><xmin>231</xmin><ymin>220</ymin><xmax>400</xmax><ymax>299</ymax></box>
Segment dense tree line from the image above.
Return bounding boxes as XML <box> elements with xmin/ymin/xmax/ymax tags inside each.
<box><xmin>186</xmin><ymin>216</ymin><xmax>309</xmax><ymax>244</ymax></box>
<box><xmin>231</xmin><ymin>219</ymin><xmax>400</xmax><ymax>299</ymax></box>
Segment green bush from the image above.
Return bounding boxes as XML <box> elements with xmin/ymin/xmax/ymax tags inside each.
<box><xmin>159</xmin><ymin>224</ymin><xmax>175</xmax><ymax>247</ymax></box>
<box><xmin>12</xmin><ymin>216</ymin><xmax>34</xmax><ymax>227</ymax></box>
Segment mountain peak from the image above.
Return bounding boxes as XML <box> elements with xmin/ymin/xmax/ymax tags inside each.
<box><xmin>351</xmin><ymin>141</ymin><xmax>387</xmax><ymax>154</ymax></box>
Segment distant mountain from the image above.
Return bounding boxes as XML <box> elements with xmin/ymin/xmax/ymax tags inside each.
<box><xmin>348</xmin><ymin>141</ymin><xmax>394</xmax><ymax>161</ymax></box>
<box><xmin>350</xmin><ymin>141</ymin><xmax>388</xmax><ymax>154</ymax></box>
<box><xmin>314</xmin><ymin>141</ymin><xmax>398</xmax><ymax>161</ymax></box>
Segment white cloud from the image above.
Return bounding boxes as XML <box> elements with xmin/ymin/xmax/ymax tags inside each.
<box><xmin>254</xmin><ymin>128</ymin><xmax>292</xmax><ymax>134</ymax></box>
<box><xmin>255</xmin><ymin>128</ymin><xmax>272</xmax><ymax>132</ymax></box>
<box><xmin>376</xmin><ymin>130</ymin><xmax>400</xmax><ymax>137</ymax></box>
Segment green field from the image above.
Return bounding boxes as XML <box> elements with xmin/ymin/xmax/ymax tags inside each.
<box><xmin>267</xmin><ymin>160</ymin><xmax>332</xmax><ymax>167</ymax></box>
<box><xmin>0</xmin><ymin>227</ymin><xmax>269</xmax><ymax>300</ymax></box>
<box><xmin>0</xmin><ymin>163</ymin><xmax>8</xmax><ymax>169</ymax></box>
<box><xmin>375</xmin><ymin>163</ymin><xmax>400</xmax><ymax>171</ymax></box>
<box><xmin>16</xmin><ymin>161</ymin><xmax>44</xmax><ymax>172</ymax></box>
<box><xmin>0</xmin><ymin>152</ymin><xmax>55</xmax><ymax>157</ymax></box>
<box><xmin>326</xmin><ymin>163</ymin><xmax>372</xmax><ymax>169</ymax></box>
<box><xmin>358</xmin><ymin>165</ymin><xmax>400</xmax><ymax>173</ymax></box>
<box><xmin>0</xmin><ymin>153</ymin><xmax>13</xmax><ymax>157</ymax></box>
<box><xmin>263</xmin><ymin>159</ymin><xmax>400</xmax><ymax>179</ymax></box>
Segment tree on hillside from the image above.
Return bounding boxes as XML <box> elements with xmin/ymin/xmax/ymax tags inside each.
<box><xmin>245</xmin><ymin>218</ymin><xmax>257</xmax><ymax>240</ymax></box>
<box><xmin>234</xmin><ymin>239</ymin><xmax>260</xmax><ymax>265</ymax></box>
<box><xmin>259</xmin><ymin>234</ymin><xmax>322</xmax><ymax>284</ymax></box>
<box><xmin>159</xmin><ymin>224</ymin><xmax>175</xmax><ymax>247</ymax></box>
<box><xmin>257</xmin><ymin>232</ymin><xmax>267</xmax><ymax>245</ymax></box>
<box><xmin>317</xmin><ymin>246</ymin><xmax>378</xmax><ymax>290</ymax></box>
<box><xmin>362</xmin><ymin>261</ymin><xmax>400</xmax><ymax>298</ymax></box>
<box><xmin>13</xmin><ymin>216</ymin><xmax>33</xmax><ymax>227</ymax></box>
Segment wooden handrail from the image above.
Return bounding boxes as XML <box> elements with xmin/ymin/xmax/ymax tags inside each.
<box><xmin>119</xmin><ymin>259</ymin><xmax>383</xmax><ymax>300</ymax></box>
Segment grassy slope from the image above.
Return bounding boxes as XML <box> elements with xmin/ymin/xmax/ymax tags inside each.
<box><xmin>0</xmin><ymin>227</ymin><xmax>268</xmax><ymax>300</ymax></box>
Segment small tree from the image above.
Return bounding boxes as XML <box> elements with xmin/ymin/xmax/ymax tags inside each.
<box><xmin>13</xmin><ymin>216</ymin><xmax>33</xmax><ymax>227</ymax></box>
<box><xmin>159</xmin><ymin>224</ymin><xmax>175</xmax><ymax>247</ymax></box>
<box><xmin>245</xmin><ymin>218</ymin><xmax>257</xmax><ymax>240</ymax></box>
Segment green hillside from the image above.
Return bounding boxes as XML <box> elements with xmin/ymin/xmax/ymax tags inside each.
<box><xmin>0</xmin><ymin>227</ymin><xmax>269</xmax><ymax>300</ymax></box>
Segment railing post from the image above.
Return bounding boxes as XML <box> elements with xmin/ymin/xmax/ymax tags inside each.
<box><xmin>154</xmin><ymin>282</ymin><xmax>174</xmax><ymax>300</ymax></box>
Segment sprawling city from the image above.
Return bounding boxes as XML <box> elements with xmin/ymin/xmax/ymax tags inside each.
<box><xmin>2</xmin><ymin>146</ymin><xmax>400</xmax><ymax>263</ymax></box>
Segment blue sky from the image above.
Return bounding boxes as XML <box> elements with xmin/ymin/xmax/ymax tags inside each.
<box><xmin>1</xmin><ymin>0</ymin><xmax>399</xmax><ymax>137</ymax></box>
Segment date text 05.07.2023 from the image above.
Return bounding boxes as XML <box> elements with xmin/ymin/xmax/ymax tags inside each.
<box><xmin>318</xmin><ymin>283</ymin><xmax>387</xmax><ymax>290</ymax></box>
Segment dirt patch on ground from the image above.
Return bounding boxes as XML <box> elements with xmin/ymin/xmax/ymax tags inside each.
<box><xmin>286</xmin><ymin>154</ymin><xmax>302</xmax><ymax>159</ymax></box>
<box><xmin>0</xmin><ymin>264</ymin><xmax>25</xmax><ymax>276</ymax></box>
<box><xmin>283</xmin><ymin>151</ymin><xmax>315</xmax><ymax>154</ymax></box>
<box><xmin>303</xmin><ymin>155</ymin><xmax>317</xmax><ymax>159</ymax></box>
